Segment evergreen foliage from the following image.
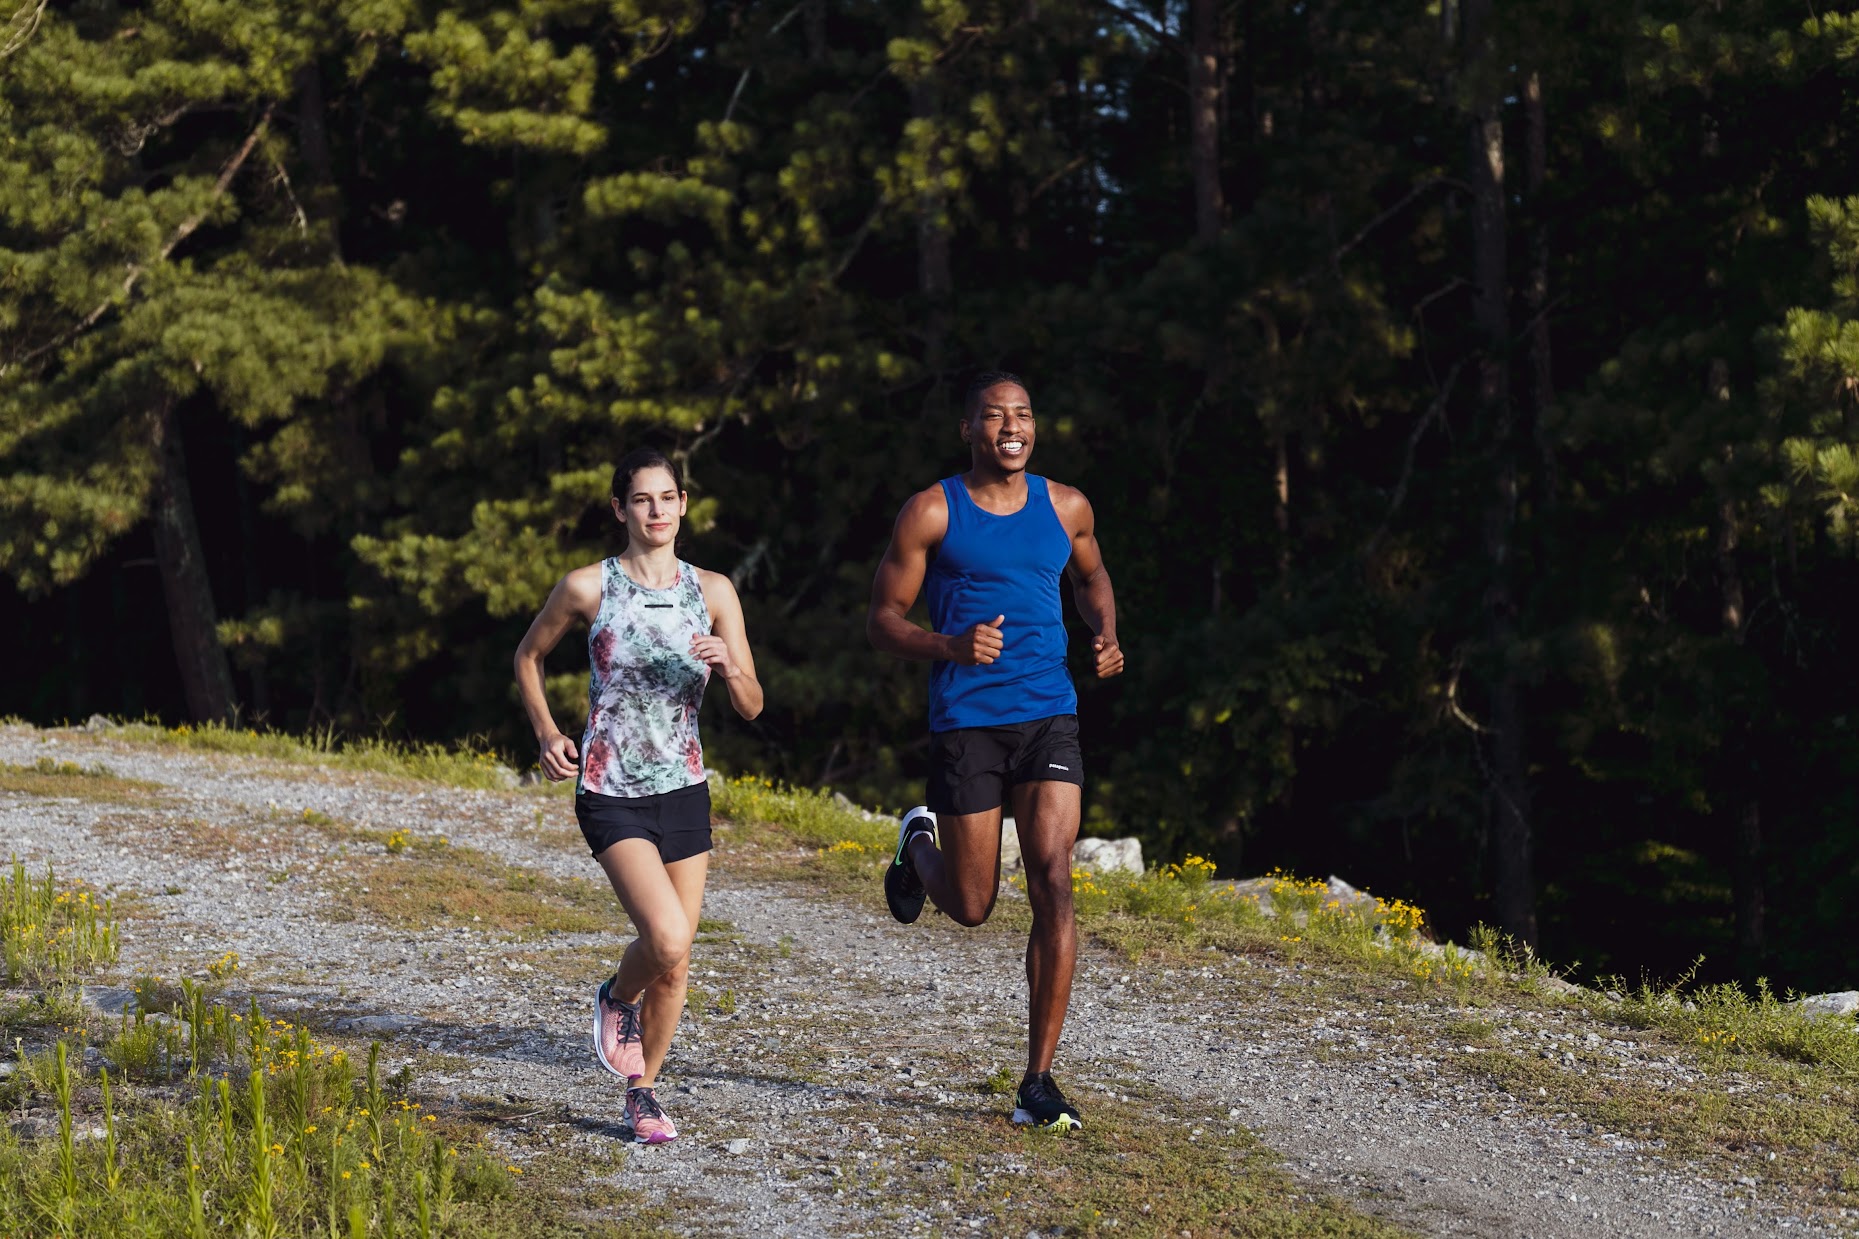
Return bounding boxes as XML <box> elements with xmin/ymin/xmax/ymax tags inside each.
<box><xmin>6</xmin><ymin>0</ymin><xmax>1859</xmax><ymax>993</ymax></box>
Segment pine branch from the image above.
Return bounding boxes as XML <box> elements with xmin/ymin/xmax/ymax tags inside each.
<box><xmin>1363</xmin><ymin>359</ymin><xmax>1467</xmax><ymax>559</ymax></box>
<box><xmin>3</xmin><ymin>104</ymin><xmax>275</xmax><ymax>376</ymax></box>
<box><xmin>1093</xmin><ymin>0</ymin><xmax>1181</xmax><ymax>50</ymax></box>
<box><xmin>1</xmin><ymin>0</ymin><xmax>48</xmax><ymax>60</ymax></box>
<box><xmin>1295</xmin><ymin>177</ymin><xmax>1464</xmax><ymax>289</ymax></box>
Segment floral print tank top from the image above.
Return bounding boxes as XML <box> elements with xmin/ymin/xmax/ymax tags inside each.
<box><xmin>577</xmin><ymin>558</ymin><xmax>712</xmax><ymax>798</ymax></box>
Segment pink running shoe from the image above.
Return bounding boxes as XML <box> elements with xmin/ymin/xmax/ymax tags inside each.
<box><xmin>593</xmin><ymin>977</ymin><xmax>645</xmax><ymax>1081</ymax></box>
<box><xmin>623</xmin><ymin>1085</ymin><xmax>677</xmax><ymax>1145</ymax></box>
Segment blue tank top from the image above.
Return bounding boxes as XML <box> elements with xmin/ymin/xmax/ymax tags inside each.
<box><xmin>925</xmin><ymin>474</ymin><xmax>1078</xmax><ymax>733</ymax></box>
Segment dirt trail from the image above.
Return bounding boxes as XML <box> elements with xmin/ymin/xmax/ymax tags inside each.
<box><xmin>1</xmin><ymin>726</ymin><xmax>1840</xmax><ymax>1237</ymax></box>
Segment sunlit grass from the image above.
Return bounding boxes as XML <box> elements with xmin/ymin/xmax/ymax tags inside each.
<box><xmin>0</xmin><ymin>863</ymin><xmax>643</xmax><ymax>1237</ymax></box>
<box><xmin>1601</xmin><ymin>964</ymin><xmax>1859</xmax><ymax>1074</ymax></box>
<box><xmin>711</xmin><ymin>773</ymin><xmax>895</xmax><ymax>851</ymax></box>
<box><xmin>0</xmin><ymin>758</ymin><xmax>167</xmax><ymax>803</ymax></box>
<box><xmin>1</xmin><ymin>1000</ymin><xmax>531</xmax><ymax>1236</ymax></box>
<box><xmin>277</xmin><ymin>804</ymin><xmax>608</xmax><ymax>936</ymax></box>
<box><xmin>2</xmin><ymin>859</ymin><xmax>118</xmax><ymax>984</ymax></box>
<box><xmin>106</xmin><ymin>719</ymin><xmax>518</xmax><ymax>791</ymax></box>
<box><xmin>326</xmin><ymin>835</ymin><xmax>612</xmax><ymax>938</ymax></box>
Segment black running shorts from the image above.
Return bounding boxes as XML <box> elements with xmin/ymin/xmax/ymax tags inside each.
<box><xmin>926</xmin><ymin>714</ymin><xmax>1084</xmax><ymax>816</ymax></box>
<box><xmin>575</xmin><ymin>782</ymin><xmax>713</xmax><ymax>863</ymax></box>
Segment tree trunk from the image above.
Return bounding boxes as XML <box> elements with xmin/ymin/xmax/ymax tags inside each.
<box><xmin>1212</xmin><ymin>814</ymin><xmax>1244</xmax><ymax>879</ymax></box>
<box><xmin>804</xmin><ymin>0</ymin><xmax>826</xmax><ymax>64</ymax></box>
<box><xmin>1466</xmin><ymin>0</ymin><xmax>1535</xmax><ymax>945</ymax></box>
<box><xmin>1716</xmin><ymin>451</ymin><xmax>1765</xmax><ymax>980</ymax></box>
<box><xmin>1273</xmin><ymin>428</ymin><xmax>1290</xmax><ymax>584</ymax></box>
<box><xmin>293</xmin><ymin>61</ymin><xmax>344</xmax><ymax>267</ymax></box>
<box><xmin>64</xmin><ymin>586</ymin><xmax>85</xmax><ymax>717</ymax></box>
<box><xmin>294</xmin><ymin>63</ymin><xmax>333</xmax><ymax>186</ymax></box>
<box><xmin>1734</xmin><ymin>797</ymin><xmax>1764</xmax><ymax>980</ymax></box>
<box><xmin>1717</xmin><ymin>492</ymin><xmax>1745</xmax><ymax>639</ymax></box>
<box><xmin>1240</xmin><ymin>0</ymin><xmax>1258</xmax><ymax>143</ymax></box>
<box><xmin>230</xmin><ymin>422</ymin><xmax>271</xmax><ymax>720</ymax></box>
<box><xmin>148</xmin><ymin>400</ymin><xmax>237</xmax><ymax>723</ymax></box>
<box><xmin>1523</xmin><ymin>69</ymin><xmax>1558</xmax><ymax>506</ymax></box>
<box><xmin>910</xmin><ymin>77</ymin><xmax>952</xmax><ymax>374</ymax></box>
<box><xmin>1189</xmin><ymin>0</ymin><xmax>1222</xmax><ymax>243</ymax></box>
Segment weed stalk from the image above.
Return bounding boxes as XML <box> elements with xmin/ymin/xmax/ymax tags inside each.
<box><xmin>100</xmin><ymin>1066</ymin><xmax>119</xmax><ymax>1191</ymax></box>
<box><xmin>431</xmin><ymin>1136</ymin><xmax>455</xmax><ymax>1230</ymax></box>
<box><xmin>52</xmin><ymin>1041</ymin><xmax>77</xmax><ymax>1206</ymax></box>
<box><xmin>218</xmin><ymin>1076</ymin><xmax>237</xmax><ymax>1167</ymax></box>
<box><xmin>365</xmin><ymin>1042</ymin><xmax>386</xmax><ymax>1162</ymax></box>
<box><xmin>247</xmin><ymin>1068</ymin><xmax>279</xmax><ymax>1239</ymax></box>
<box><xmin>185</xmin><ymin>1135</ymin><xmax>208</xmax><ymax>1239</ymax></box>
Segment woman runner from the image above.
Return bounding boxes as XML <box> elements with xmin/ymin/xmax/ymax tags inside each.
<box><xmin>514</xmin><ymin>447</ymin><xmax>763</xmax><ymax>1144</ymax></box>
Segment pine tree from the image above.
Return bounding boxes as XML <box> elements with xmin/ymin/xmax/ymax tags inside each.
<box><xmin>0</xmin><ymin>2</ymin><xmax>413</xmax><ymax>720</ymax></box>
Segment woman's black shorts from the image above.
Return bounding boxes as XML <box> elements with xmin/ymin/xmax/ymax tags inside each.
<box><xmin>575</xmin><ymin>782</ymin><xmax>713</xmax><ymax>864</ymax></box>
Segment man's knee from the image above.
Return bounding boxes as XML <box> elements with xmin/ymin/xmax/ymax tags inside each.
<box><xmin>942</xmin><ymin>880</ymin><xmax>1000</xmax><ymax>927</ymax></box>
<box><xmin>1023</xmin><ymin>851</ymin><xmax>1076</xmax><ymax>911</ymax></box>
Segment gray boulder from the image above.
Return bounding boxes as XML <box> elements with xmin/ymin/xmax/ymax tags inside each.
<box><xmin>832</xmin><ymin>791</ymin><xmax>890</xmax><ymax>824</ymax></box>
<box><xmin>1792</xmin><ymin>991</ymin><xmax>1859</xmax><ymax>1021</ymax></box>
<box><xmin>994</xmin><ymin>820</ymin><xmax>1143</xmax><ymax>875</ymax></box>
<box><xmin>1215</xmin><ymin>873</ymin><xmax>1379</xmax><ymax>918</ymax></box>
<box><xmin>1072</xmin><ymin>836</ymin><xmax>1144</xmax><ymax>874</ymax></box>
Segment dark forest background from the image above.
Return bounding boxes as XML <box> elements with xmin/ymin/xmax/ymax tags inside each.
<box><xmin>6</xmin><ymin>0</ymin><xmax>1859</xmax><ymax>993</ymax></box>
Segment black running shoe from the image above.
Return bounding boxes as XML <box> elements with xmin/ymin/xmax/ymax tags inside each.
<box><xmin>884</xmin><ymin>806</ymin><xmax>935</xmax><ymax>924</ymax></box>
<box><xmin>1012</xmin><ymin>1072</ymin><xmax>1082</xmax><ymax>1131</ymax></box>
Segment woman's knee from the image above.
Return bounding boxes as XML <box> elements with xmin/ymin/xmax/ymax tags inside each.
<box><xmin>638</xmin><ymin>920</ymin><xmax>693</xmax><ymax>974</ymax></box>
<box><xmin>649</xmin><ymin>953</ymin><xmax>691</xmax><ymax>990</ymax></box>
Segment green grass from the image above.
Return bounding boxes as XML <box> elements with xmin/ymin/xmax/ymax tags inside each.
<box><xmin>103</xmin><ymin>719</ymin><xmax>519</xmax><ymax>791</ymax></box>
<box><xmin>710</xmin><ymin>774</ymin><xmax>895</xmax><ymax>851</ymax></box>
<box><xmin>0</xmin><ymin>758</ymin><xmax>168</xmax><ymax>803</ymax></box>
<box><xmin>281</xmin><ymin>810</ymin><xmax>615</xmax><ymax>937</ymax></box>
<box><xmin>0</xmin><ymin>864</ymin><xmax>652</xmax><ymax>1238</ymax></box>
<box><xmin>1600</xmin><ymin>966</ymin><xmax>1859</xmax><ymax>1073</ymax></box>
<box><xmin>849</xmin><ymin>1085</ymin><xmax>1412</xmax><ymax>1238</ymax></box>
<box><xmin>338</xmin><ymin>845</ymin><xmax>615</xmax><ymax>937</ymax></box>
<box><xmin>1</xmin><ymin>1006</ymin><xmax>565</xmax><ymax>1237</ymax></box>
<box><xmin>2</xmin><ymin>859</ymin><xmax>118</xmax><ymax>984</ymax></box>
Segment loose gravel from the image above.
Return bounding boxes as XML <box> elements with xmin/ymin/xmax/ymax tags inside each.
<box><xmin>1</xmin><ymin>724</ymin><xmax>1845</xmax><ymax>1237</ymax></box>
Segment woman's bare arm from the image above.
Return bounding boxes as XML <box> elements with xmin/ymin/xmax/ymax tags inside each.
<box><xmin>514</xmin><ymin>565</ymin><xmax>602</xmax><ymax>781</ymax></box>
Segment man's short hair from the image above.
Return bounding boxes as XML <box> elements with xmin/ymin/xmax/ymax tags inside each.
<box><xmin>964</xmin><ymin>370</ymin><xmax>1028</xmax><ymax>419</ymax></box>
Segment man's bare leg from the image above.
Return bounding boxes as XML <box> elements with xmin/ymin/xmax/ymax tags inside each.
<box><xmin>1011</xmin><ymin>780</ymin><xmax>1081</xmax><ymax>1075</ymax></box>
<box><xmin>909</xmin><ymin>808</ymin><xmax>1004</xmax><ymax>926</ymax></box>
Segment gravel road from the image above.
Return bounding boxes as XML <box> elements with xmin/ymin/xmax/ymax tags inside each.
<box><xmin>2</xmin><ymin>725</ymin><xmax>1846</xmax><ymax>1237</ymax></box>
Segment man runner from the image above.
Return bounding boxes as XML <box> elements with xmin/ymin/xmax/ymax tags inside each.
<box><xmin>867</xmin><ymin>371</ymin><xmax>1123</xmax><ymax>1131</ymax></box>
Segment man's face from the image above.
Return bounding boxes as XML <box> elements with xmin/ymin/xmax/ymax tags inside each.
<box><xmin>961</xmin><ymin>382</ymin><xmax>1035</xmax><ymax>473</ymax></box>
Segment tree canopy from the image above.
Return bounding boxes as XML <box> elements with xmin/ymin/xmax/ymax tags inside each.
<box><xmin>6</xmin><ymin>0</ymin><xmax>1859</xmax><ymax>994</ymax></box>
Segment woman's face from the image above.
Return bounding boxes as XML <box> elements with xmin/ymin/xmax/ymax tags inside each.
<box><xmin>612</xmin><ymin>465</ymin><xmax>686</xmax><ymax>549</ymax></box>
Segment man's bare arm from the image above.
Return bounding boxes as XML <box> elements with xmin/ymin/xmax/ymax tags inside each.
<box><xmin>867</xmin><ymin>487</ymin><xmax>1006</xmax><ymax>665</ymax></box>
<box><xmin>867</xmin><ymin>488</ymin><xmax>958</xmax><ymax>661</ymax></box>
<box><xmin>1055</xmin><ymin>485</ymin><xmax>1123</xmax><ymax>678</ymax></box>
